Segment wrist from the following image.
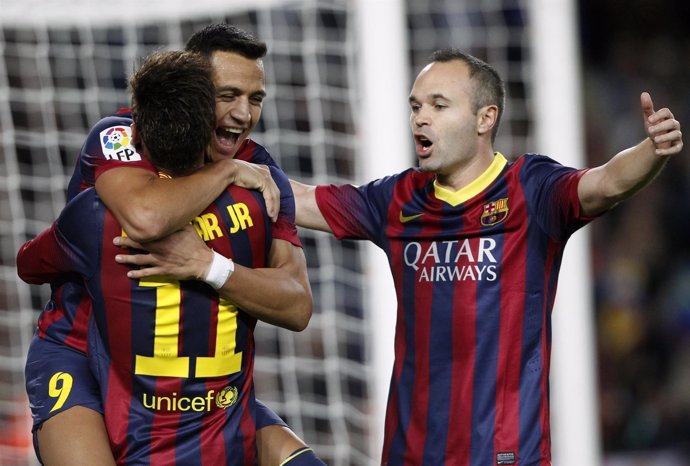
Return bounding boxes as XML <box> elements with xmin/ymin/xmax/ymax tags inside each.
<box><xmin>203</xmin><ymin>250</ymin><xmax>234</xmax><ymax>289</ymax></box>
<box><xmin>220</xmin><ymin>158</ymin><xmax>240</xmax><ymax>184</ymax></box>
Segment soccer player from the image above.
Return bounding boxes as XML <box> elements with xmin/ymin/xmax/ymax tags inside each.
<box><xmin>19</xmin><ymin>49</ymin><xmax>297</xmax><ymax>465</ymax></box>
<box><xmin>118</xmin><ymin>49</ymin><xmax>684</xmax><ymax>465</ymax></box>
<box><xmin>19</xmin><ymin>25</ymin><xmax>322</xmax><ymax>466</ymax></box>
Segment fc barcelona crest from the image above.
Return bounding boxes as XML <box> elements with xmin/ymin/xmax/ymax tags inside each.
<box><xmin>480</xmin><ymin>198</ymin><xmax>509</xmax><ymax>226</ymax></box>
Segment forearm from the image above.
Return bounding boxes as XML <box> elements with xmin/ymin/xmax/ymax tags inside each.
<box><xmin>218</xmin><ymin>264</ymin><xmax>312</xmax><ymax>331</ymax></box>
<box><xmin>289</xmin><ymin>179</ymin><xmax>331</xmax><ymax>232</ymax></box>
<box><xmin>114</xmin><ymin>233</ymin><xmax>313</xmax><ymax>331</ymax></box>
<box><xmin>97</xmin><ymin>159</ymin><xmax>242</xmax><ymax>242</ymax></box>
<box><xmin>579</xmin><ymin>138</ymin><xmax>670</xmax><ymax>215</ymax></box>
<box><xmin>605</xmin><ymin>138</ymin><xmax>669</xmax><ymax>197</ymax></box>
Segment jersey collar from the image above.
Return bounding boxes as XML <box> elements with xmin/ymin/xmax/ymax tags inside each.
<box><xmin>433</xmin><ymin>153</ymin><xmax>507</xmax><ymax>206</ymax></box>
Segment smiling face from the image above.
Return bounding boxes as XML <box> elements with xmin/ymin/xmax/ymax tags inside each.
<box><xmin>408</xmin><ymin>60</ymin><xmax>483</xmax><ymax>179</ymax></box>
<box><xmin>208</xmin><ymin>51</ymin><xmax>266</xmax><ymax>161</ymax></box>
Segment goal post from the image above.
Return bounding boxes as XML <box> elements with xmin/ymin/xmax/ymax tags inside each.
<box><xmin>528</xmin><ymin>0</ymin><xmax>601</xmax><ymax>464</ymax></box>
<box><xmin>354</xmin><ymin>0</ymin><xmax>410</xmax><ymax>458</ymax></box>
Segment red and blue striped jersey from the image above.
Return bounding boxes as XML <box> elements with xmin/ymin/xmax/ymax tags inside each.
<box><xmin>315</xmin><ymin>153</ymin><xmax>594</xmax><ymax>466</ymax></box>
<box><xmin>19</xmin><ymin>183</ymin><xmax>272</xmax><ymax>465</ymax></box>
<box><xmin>23</xmin><ymin>112</ymin><xmax>300</xmax><ymax>353</ymax></box>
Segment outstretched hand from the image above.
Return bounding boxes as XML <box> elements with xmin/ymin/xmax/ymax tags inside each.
<box><xmin>113</xmin><ymin>224</ymin><xmax>213</xmax><ymax>281</ymax></box>
<box><xmin>641</xmin><ymin>92</ymin><xmax>683</xmax><ymax>156</ymax></box>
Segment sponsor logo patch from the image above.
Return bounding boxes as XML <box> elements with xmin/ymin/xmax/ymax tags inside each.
<box><xmin>100</xmin><ymin>126</ymin><xmax>141</xmax><ymax>161</ymax></box>
<box><xmin>141</xmin><ymin>385</ymin><xmax>239</xmax><ymax>412</ymax></box>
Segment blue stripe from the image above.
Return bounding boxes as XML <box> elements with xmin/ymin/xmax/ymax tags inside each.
<box><xmin>421</xmin><ymin>201</ymin><xmax>464</xmax><ymax>464</ymax></box>
<box><xmin>470</xmin><ymin>182</ymin><xmax>507</xmax><ymax>465</ymax></box>
<box><xmin>389</xmin><ymin>239</ymin><xmax>420</xmax><ymax>464</ymax></box>
<box><xmin>518</xmin><ymin>217</ymin><xmax>549</xmax><ymax>463</ymax></box>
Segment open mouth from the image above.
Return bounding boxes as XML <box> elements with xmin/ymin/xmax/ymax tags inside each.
<box><xmin>216</xmin><ymin>127</ymin><xmax>242</xmax><ymax>145</ymax></box>
<box><xmin>415</xmin><ymin>135</ymin><xmax>433</xmax><ymax>156</ymax></box>
<box><xmin>213</xmin><ymin>127</ymin><xmax>244</xmax><ymax>156</ymax></box>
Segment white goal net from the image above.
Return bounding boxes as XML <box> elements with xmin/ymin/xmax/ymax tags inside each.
<box><xmin>0</xmin><ymin>1</ymin><xmax>594</xmax><ymax>465</ymax></box>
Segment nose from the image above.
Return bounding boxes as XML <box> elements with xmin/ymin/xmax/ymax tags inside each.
<box><xmin>229</xmin><ymin>97</ymin><xmax>251</xmax><ymax>125</ymax></box>
<box><xmin>412</xmin><ymin>107</ymin><xmax>430</xmax><ymax>127</ymax></box>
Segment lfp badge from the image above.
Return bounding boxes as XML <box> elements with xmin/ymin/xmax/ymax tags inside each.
<box><xmin>100</xmin><ymin>126</ymin><xmax>141</xmax><ymax>162</ymax></box>
<box><xmin>480</xmin><ymin>198</ymin><xmax>509</xmax><ymax>226</ymax></box>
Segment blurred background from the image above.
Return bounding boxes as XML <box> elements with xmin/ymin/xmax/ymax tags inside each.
<box><xmin>0</xmin><ymin>0</ymin><xmax>688</xmax><ymax>465</ymax></box>
<box><xmin>580</xmin><ymin>0</ymin><xmax>690</xmax><ymax>463</ymax></box>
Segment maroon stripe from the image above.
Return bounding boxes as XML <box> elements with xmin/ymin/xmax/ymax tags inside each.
<box><xmin>100</xmin><ymin>211</ymin><xmax>135</xmax><ymax>459</ymax></box>
<box><xmin>445</xmin><ymin>203</ymin><xmax>480</xmax><ymax>465</ymax></box>
<box><xmin>63</xmin><ymin>292</ymin><xmax>92</xmax><ymax>353</ymax></box>
<box><xmin>493</xmin><ymin>180</ymin><xmax>527</xmax><ymax>461</ymax></box>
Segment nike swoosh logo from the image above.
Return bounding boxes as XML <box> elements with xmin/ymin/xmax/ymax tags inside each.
<box><xmin>399</xmin><ymin>211</ymin><xmax>423</xmax><ymax>223</ymax></box>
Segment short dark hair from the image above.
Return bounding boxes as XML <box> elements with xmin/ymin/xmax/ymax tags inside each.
<box><xmin>129</xmin><ymin>50</ymin><xmax>215</xmax><ymax>176</ymax></box>
<box><xmin>185</xmin><ymin>23</ymin><xmax>267</xmax><ymax>60</ymax></box>
<box><xmin>429</xmin><ymin>49</ymin><xmax>505</xmax><ymax>142</ymax></box>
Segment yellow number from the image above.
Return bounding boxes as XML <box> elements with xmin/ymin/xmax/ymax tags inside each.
<box><xmin>196</xmin><ymin>298</ymin><xmax>242</xmax><ymax>377</ymax></box>
<box><xmin>135</xmin><ymin>279</ymin><xmax>190</xmax><ymax>377</ymax></box>
<box><xmin>135</xmin><ymin>278</ymin><xmax>242</xmax><ymax>378</ymax></box>
<box><xmin>48</xmin><ymin>372</ymin><xmax>73</xmax><ymax>413</ymax></box>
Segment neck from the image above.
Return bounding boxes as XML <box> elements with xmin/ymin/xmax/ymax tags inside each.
<box><xmin>435</xmin><ymin>147</ymin><xmax>496</xmax><ymax>191</ymax></box>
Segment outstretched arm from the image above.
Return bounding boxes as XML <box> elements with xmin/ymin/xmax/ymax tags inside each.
<box><xmin>113</xmin><ymin>227</ymin><xmax>312</xmax><ymax>332</ymax></box>
<box><xmin>578</xmin><ymin>92</ymin><xmax>683</xmax><ymax>216</ymax></box>
<box><xmin>289</xmin><ymin>180</ymin><xmax>332</xmax><ymax>232</ymax></box>
<box><xmin>96</xmin><ymin>159</ymin><xmax>279</xmax><ymax>242</ymax></box>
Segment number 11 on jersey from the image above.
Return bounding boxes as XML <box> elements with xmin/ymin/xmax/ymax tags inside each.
<box><xmin>135</xmin><ymin>279</ymin><xmax>242</xmax><ymax>378</ymax></box>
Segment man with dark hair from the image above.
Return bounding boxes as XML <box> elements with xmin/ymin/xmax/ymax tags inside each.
<box><xmin>129</xmin><ymin>51</ymin><xmax>216</xmax><ymax>175</ymax></box>
<box><xmin>185</xmin><ymin>23</ymin><xmax>268</xmax><ymax>59</ymax></box>
<box><xmin>20</xmin><ymin>48</ymin><xmax>288</xmax><ymax>465</ymax></box>
<box><xmin>20</xmin><ymin>24</ymin><xmax>322</xmax><ymax>466</ymax></box>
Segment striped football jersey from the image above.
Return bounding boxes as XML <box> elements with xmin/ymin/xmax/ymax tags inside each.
<box><xmin>314</xmin><ymin>153</ymin><xmax>594</xmax><ymax>466</ymax></box>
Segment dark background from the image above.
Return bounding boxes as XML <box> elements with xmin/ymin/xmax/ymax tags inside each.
<box><xmin>579</xmin><ymin>0</ymin><xmax>690</xmax><ymax>456</ymax></box>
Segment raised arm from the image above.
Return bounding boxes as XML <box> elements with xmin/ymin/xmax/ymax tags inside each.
<box><xmin>96</xmin><ymin>159</ymin><xmax>279</xmax><ymax>243</ymax></box>
<box><xmin>113</xmin><ymin>228</ymin><xmax>312</xmax><ymax>331</ymax></box>
<box><xmin>578</xmin><ymin>92</ymin><xmax>683</xmax><ymax>216</ymax></box>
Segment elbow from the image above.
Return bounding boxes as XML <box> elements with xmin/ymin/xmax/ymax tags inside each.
<box><xmin>286</xmin><ymin>294</ymin><xmax>313</xmax><ymax>332</ymax></box>
<box><xmin>16</xmin><ymin>263</ymin><xmax>41</xmax><ymax>285</ymax></box>
<box><xmin>16</xmin><ymin>267</ymin><xmax>32</xmax><ymax>284</ymax></box>
<box><xmin>119</xmin><ymin>209</ymin><xmax>170</xmax><ymax>242</ymax></box>
<box><xmin>15</xmin><ymin>249</ymin><xmax>34</xmax><ymax>284</ymax></box>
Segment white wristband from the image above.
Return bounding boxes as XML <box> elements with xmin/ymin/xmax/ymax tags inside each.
<box><xmin>204</xmin><ymin>250</ymin><xmax>234</xmax><ymax>289</ymax></box>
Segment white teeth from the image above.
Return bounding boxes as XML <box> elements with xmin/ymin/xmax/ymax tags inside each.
<box><xmin>217</xmin><ymin>127</ymin><xmax>243</xmax><ymax>136</ymax></box>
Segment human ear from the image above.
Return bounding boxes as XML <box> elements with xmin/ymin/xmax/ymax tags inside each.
<box><xmin>477</xmin><ymin>105</ymin><xmax>498</xmax><ymax>136</ymax></box>
<box><xmin>130</xmin><ymin>123</ymin><xmax>141</xmax><ymax>145</ymax></box>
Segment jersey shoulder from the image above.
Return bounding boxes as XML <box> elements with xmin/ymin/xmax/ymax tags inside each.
<box><xmin>236</xmin><ymin>139</ymin><xmax>277</xmax><ymax>168</ymax></box>
<box><xmin>80</xmin><ymin>113</ymin><xmax>153</xmax><ymax>186</ymax></box>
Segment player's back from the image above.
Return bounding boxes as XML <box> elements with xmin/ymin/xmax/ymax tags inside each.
<box><xmin>56</xmin><ymin>184</ymin><xmax>271</xmax><ymax>465</ymax></box>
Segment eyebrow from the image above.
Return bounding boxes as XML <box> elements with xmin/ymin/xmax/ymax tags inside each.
<box><xmin>216</xmin><ymin>86</ymin><xmax>267</xmax><ymax>99</ymax></box>
<box><xmin>409</xmin><ymin>93</ymin><xmax>450</xmax><ymax>103</ymax></box>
